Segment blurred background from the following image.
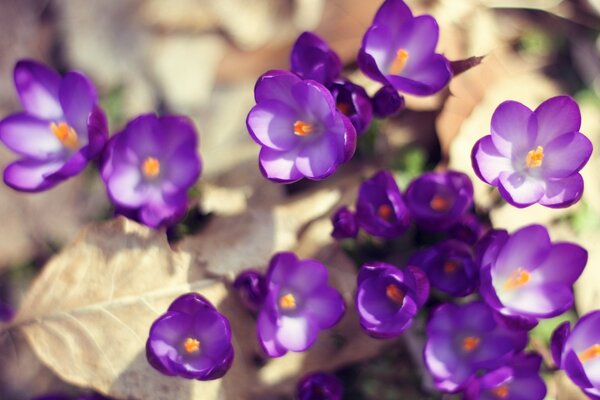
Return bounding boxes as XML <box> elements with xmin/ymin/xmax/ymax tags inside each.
<box><xmin>0</xmin><ymin>0</ymin><xmax>599</xmax><ymax>399</ymax></box>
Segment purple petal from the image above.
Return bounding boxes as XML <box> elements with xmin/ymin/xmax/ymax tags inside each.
<box><xmin>3</xmin><ymin>158</ymin><xmax>64</xmax><ymax>192</ymax></box>
<box><xmin>541</xmin><ymin>132</ymin><xmax>592</xmax><ymax>178</ymax></box>
<box><xmin>296</xmin><ymin>134</ymin><xmax>339</xmax><ymax>179</ymax></box>
<box><xmin>387</xmin><ymin>54</ymin><xmax>451</xmax><ymax>96</ymax></box>
<box><xmin>272</xmin><ymin>256</ymin><xmax>327</xmax><ymax>293</ymax></box>
<box><xmin>341</xmin><ymin>114</ymin><xmax>357</xmax><ymax>162</ymax></box>
<box><xmin>490</xmin><ymin>101</ymin><xmax>534</xmax><ymax>157</ymax></box>
<box><xmin>539</xmin><ymin>174</ymin><xmax>584</xmax><ymax>208</ymax></box>
<box><xmin>257</xmin><ymin>311</ymin><xmax>288</xmax><ymax>357</ymax></box>
<box><xmin>254</xmin><ymin>70</ymin><xmax>300</xmax><ymax>104</ymax></box>
<box><xmin>84</xmin><ymin>105</ymin><xmax>109</xmax><ymax>157</ymax></box>
<box><xmin>163</xmin><ymin>144</ymin><xmax>201</xmax><ymax>193</ymax></box>
<box><xmin>498</xmin><ymin>171</ymin><xmax>544</xmax><ymax>207</ymax></box>
<box><xmin>276</xmin><ymin>315</ymin><xmax>319</xmax><ymax>352</ymax></box>
<box><xmin>247</xmin><ymin>100</ymin><xmax>300</xmax><ymax>150</ymax></box>
<box><xmin>59</xmin><ymin>71</ymin><xmax>97</xmax><ymax>136</ymax></box>
<box><xmin>292</xmin><ymin>80</ymin><xmax>336</xmax><ymax>122</ymax></box>
<box><xmin>533</xmin><ymin>96</ymin><xmax>581</xmax><ymax>145</ymax></box>
<box><xmin>106</xmin><ymin>165</ymin><xmax>146</xmax><ymax>207</ymax></box>
<box><xmin>139</xmin><ymin>190</ymin><xmax>187</xmax><ymax>228</ymax></box>
<box><xmin>563</xmin><ymin>350</ymin><xmax>593</xmax><ymax>388</ymax></box>
<box><xmin>48</xmin><ymin>151</ymin><xmax>88</xmax><ymax>181</ymax></box>
<box><xmin>397</xmin><ymin>16</ymin><xmax>440</xmax><ymax>73</ymax></box>
<box><xmin>405</xmin><ymin>266</ymin><xmax>430</xmax><ymax>307</ymax></box>
<box><xmin>471</xmin><ymin>135</ymin><xmax>513</xmax><ymax>186</ymax></box>
<box><xmin>258</xmin><ymin>146</ymin><xmax>302</xmax><ymax>183</ymax></box>
<box><xmin>0</xmin><ymin>113</ymin><xmax>63</xmax><ymax>159</ymax></box>
<box><xmin>372</xmin><ymin>0</ymin><xmax>413</xmax><ymax>36</ymax></box>
<box><xmin>535</xmin><ymin>243</ymin><xmax>587</xmax><ymax>285</ymax></box>
<box><xmin>495</xmin><ymin>225</ymin><xmax>550</xmax><ymax>278</ymax></box>
<box><xmin>550</xmin><ymin>321</ymin><xmax>570</xmax><ymax>366</ymax></box>
<box><xmin>13</xmin><ymin>60</ymin><xmax>62</xmax><ymax>119</ymax></box>
<box><xmin>304</xmin><ymin>287</ymin><xmax>345</xmax><ymax>329</ymax></box>
<box><xmin>499</xmin><ymin>283</ymin><xmax>573</xmax><ymax>318</ymax></box>
<box><xmin>122</xmin><ymin>114</ymin><xmax>163</xmax><ymax>159</ymax></box>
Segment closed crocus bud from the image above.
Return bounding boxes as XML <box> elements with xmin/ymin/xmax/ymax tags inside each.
<box><xmin>233</xmin><ymin>269</ymin><xmax>268</xmax><ymax>313</ymax></box>
<box><xmin>290</xmin><ymin>32</ymin><xmax>342</xmax><ymax>87</ymax></box>
<box><xmin>296</xmin><ymin>372</ymin><xmax>343</xmax><ymax>400</ymax></box>
<box><xmin>448</xmin><ymin>213</ymin><xmax>485</xmax><ymax>245</ymax></box>
<box><xmin>371</xmin><ymin>85</ymin><xmax>405</xmax><ymax>118</ymax></box>
<box><xmin>330</xmin><ymin>206</ymin><xmax>358</xmax><ymax>240</ymax></box>
<box><xmin>146</xmin><ymin>293</ymin><xmax>234</xmax><ymax>380</ymax></box>
<box><xmin>329</xmin><ymin>79</ymin><xmax>373</xmax><ymax>135</ymax></box>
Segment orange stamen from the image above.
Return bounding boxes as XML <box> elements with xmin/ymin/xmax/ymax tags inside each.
<box><xmin>526</xmin><ymin>146</ymin><xmax>544</xmax><ymax>168</ymax></box>
<box><xmin>430</xmin><ymin>194</ymin><xmax>451</xmax><ymax>212</ymax></box>
<box><xmin>462</xmin><ymin>336</ymin><xmax>480</xmax><ymax>352</ymax></box>
<box><xmin>386</xmin><ymin>284</ymin><xmax>405</xmax><ymax>305</ymax></box>
<box><xmin>183</xmin><ymin>337</ymin><xmax>200</xmax><ymax>353</ymax></box>
<box><xmin>443</xmin><ymin>260</ymin><xmax>459</xmax><ymax>274</ymax></box>
<box><xmin>503</xmin><ymin>268</ymin><xmax>530</xmax><ymax>291</ymax></box>
<box><xmin>294</xmin><ymin>120</ymin><xmax>313</xmax><ymax>136</ymax></box>
<box><xmin>579</xmin><ymin>344</ymin><xmax>600</xmax><ymax>363</ymax></box>
<box><xmin>50</xmin><ymin>122</ymin><xmax>79</xmax><ymax>150</ymax></box>
<box><xmin>336</xmin><ymin>103</ymin><xmax>351</xmax><ymax>116</ymax></box>
<box><xmin>279</xmin><ymin>293</ymin><xmax>296</xmax><ymax>310</ymax></box>
<box><xmin>389</xmin><ymin>49</ymin><xmax>410</xmax><ymax>75</ymax></box>
<box><xmin>377</xmin><ymin>204</ymin><xmax>394</xmax><ymax>221</ymax></box>
<box><xmin>142</xmin><ymin>157</ymin><xmax>160</xmax><ymax>178</ymax></box>
<box><xmin>491</xmin><ymin>385</ymin><xmax>509</xmax><ymax>398</ymax></box>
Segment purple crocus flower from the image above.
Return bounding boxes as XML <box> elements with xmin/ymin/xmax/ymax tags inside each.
<box><xmin>146</xmin><ymin>293</ymin><xmax>234</xmax><ymax>380</ymax></box>
<box><xmin>355</xmin><ymin>262</ymin><xmax>429</xmax><ymax>339</ymax></box>
<box><xmin>424</xmin><ymin>301</ymin><xmax>528</xmax><ymax>393</ymax></box>
<box><xmin>329</xmin><ymin>80</ymin><xmax>373</xmax><ymax>135</ymax></box>
<box><xmin>478</xmin><ymin>224</ymin><xmax>587</xmax><ymax>329</ymax></box>
<box><xmin>551</xmin><ymin>311</ymin><xmax>600</xmax><ymax>399</ymax></box>
<box><xmin>355</xmin><ymin>170</ymin><xmax>411</xmax><ymax>239</ymax></box>
<box><xmin>257</xmin><ymin>252</ymin><xmax>345</xmax><ymax>357</ymax></box>
<box><xmin>358</xmin><ymin>0</ymin><xmax>452</xmax><ymax>96</ymax></box>
<box><xmin>405</xmin><ymin>170</ymin><xmax>473</xmax><ymax>232</ymax></box>
<box><xmin>233</xmin><ymin>269</ymin><xmax>268</xmax><ymax>313</ymax></box>
<box><xmin>371</xmin><ymin>85</ymin><xmax>405</xmax><ymax>118</ymax></box>
<box><xmin>472</xmin><ymin>96</ymin><xmax>592</xmax><ymax>208</ymax></box>
<box><xmin>463</xmin><ymin>353</ymin><xmax>547</xmax><ymax>400</ymax></box>
<box><xmin>330</xmin><ymin>205</ymin><xmax>358</xmax><ymax>240</ymax></box>
<box><xmin>247</xmin><ymin>70</ymin><xmax>356</xmax><ymax>183</ymax></box>
<box><xmin>100</xmin><ymin>114</ymin><xmax>201</xmax><ymax>228</ymax></box>
<box><xmin>296</xmin><ymin>372</ymin><xmax>343</xmax><ymax>400</ymax></box>
<box><xmin>408</xmin><ymin>240</ymin><xmax>477</xmax><ymax>297</ymax></box>
<box><xmin>448</xmin><ymin>213</ymin><xmax>485</xmax><ymax>245</ymax></box>
<box><xmin>0</xmin><ymin>60</ymin><xmax>108</xmax><ymax>192</ymax></box>
<box><xmin>290</xmin><ymin>32</ymin><xmax>342</xmax><ymax>87</ymax></box>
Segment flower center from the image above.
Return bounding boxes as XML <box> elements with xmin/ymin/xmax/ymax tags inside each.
<box><xmin>491</xmin><ymin>385</ymin><xmax>509</xmax><ymax>398</ymax></box>
<box><xmin>443</xmin><ymin>260</ymin><xmax>460</xmax><ymax>274</ymax></box>
<box><xmin>377</xmin><ymin>204</ymin><xmax>394</xmax><ymax>221</ymax></box>
<box><xmin>294</xmin><ymin>120</ymin><xmax>313</xmax><ymax>136</ymax></box>
<box><xmin>183</xmin><ymin>337</ymin><xmax>200</xmax><ymax>353</ymax></box>
<box><xmin>430</xmin><ymin>194</ymin><xmax>451</xmax><ymax>212</ymax></box>
<box><xmin>525</xmin><ymin>146</ymin><xmax>544</xmax><ymax>168</ymax></box>
<box><xmin>462</xmin><ymin>336</ymin><xmax>480</xmax><ymax>352</ymax></box>
<box><xmin>279</xmin><ymin>293</ymin><xmax>296</xmax><ymax>310</ymax></box>
<box><xmin>503</xmin><ymin>268</ymin><xmax>530</xmax><ymax>291</ymax></box>
<box><xmin>142</xmin><ymin>157</ymin><xmax>160</xmax><ymax>178</ymax></box>
<box><xmin>50</xmin><ymin>122</ymin><xmax>79</xmax><ymax>150</ymax></box>
<box><xmin>389</xmin><ymin>49</ymin><xmax>410</xmax><ymax>75</ymax></box>
<box><xmin>336</xmin><ymin>102</ymin><xmax>351</xmax><ymax>116</ymax></box>
<box><xmin>385</xmin><ymin>284</ymin><xmax>405</xmax><ymax>305</ymax></box>
<box><xmin>579</xmin><ymin>344</ymin><xmax>600</xmax><ymax>363</ymax></box>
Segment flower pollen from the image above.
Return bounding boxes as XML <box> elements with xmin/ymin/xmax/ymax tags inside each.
<box><xmin>578</xmin><ymin>344</ymin><xmax>600</xmax><ymax>363</ymax></box>
<box><xmin>294</xmin><ymin>120</ymin><xmax>313</xmax><ymax>136</ymax></box>
<box><xmin>142</xmin><ymin>157</ymin><xmax>161</xmax><ymax>178</ymax></box>
<box><xmin>377</xmin><ymin>204</ymin><xmax>394</xmax><ymax>221</ymax></box>
<box><xmin>503</xmin><ymin>268</ymin><xmax>530</xmax><ymax>291</ymax></box>
<box><xmin>491</xmin><ymin>385</ymin><xmax>509</xmax><ymax>398</ymax></box>
<box><xmin>430</xmin><ymin>194</ymin><xmax>451</xmax><ymax>212</ymax></box>
<box><xmin>50</xmin><ymin>122</ymin><xmax>79</xmax><ymax>150</ymax></box>
<box><xmin>443</xmin><ymin>260</ymin><xmax>460</xmax><ymax>274</ymax></box>
<box><xmin>462</xmin><ymin>336</ymin><xmax>480</xmax><ymax>352</ymax></box>
<box><xmin>279</xmin><ymin>293</ymin><xmax>297</xmax><ymax>310</ymax></box>
<box><xmin>526</xmin><ymin>146</ymin><xmax>544</xmax><ymax>169</ymax></box>
<box><xmin>183</xmin><ymin>337</ymin><xmax>200</xmax><ymax>354</ymax></box>
<box><xmin>385</xmin><ymin>284</ymin><xmax>405</xmax><ymax>305</ymax></box>
<box><xmin>389</xmin><ymin>49</ymin><xmax>410</xmax><ymax>75</ymax></box>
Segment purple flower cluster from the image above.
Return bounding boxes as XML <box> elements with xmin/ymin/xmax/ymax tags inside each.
<box><xmin>296</xmin><ymin>372</ymin><xmax>343</xmax><ymax>400</ymax></box>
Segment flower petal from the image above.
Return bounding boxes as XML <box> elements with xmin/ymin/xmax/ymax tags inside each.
<box><xmin>0</xmin><ymin>113</ymin><xmax>63</xmax><ymax>159</ymax></box>
<box><xmin>534</xmin><ymin>243</ymin><xmax>587</xmax><ymax>285</ymax></box>
<box><xmin>106</xmin><ymin>165</ymin><xmax>147</xmax><ymax>207</ymax></box>
<box><xmin>276</xmin><ymin>315</ymin><xmax>319</xmax><ymax>352</ymax></box>
<box><xmin>257</xmin><ymin>311</ymin><xmax>287</xmax><ymax>357</ymax></box>
<box><xmin>258</xmin><ymin>146</ymin><xmax>302</xmax><ymax>183</ymax></box>
<box><xmin>471</xmin><ymin>135</ymin><xmax>513</xmax><ymax>186</ymax></box>
<box><xmin>533</xmin><ymin>96</ymin><xmax>581</xmax><ymax>145</ymax></box>
<box><xmin>254</xmin><ymin>70</ymin><xmax>300</xmax><ymax>104</ymax></box>
<box><xmin>398</xmin><ymin>16</ymin><xmax>440</xmax><ymax>73</ymax></box>
<box><xmin>387</xmin><ymin>54</ymin><xmax>451</xmax><ymax>96</ymax></box>
<box><xmin>494</xmin><ymin>225</ymin><xmax>551</xmax><ymax>279</ymax></box>
<box><xmin>498</xmin><ymin>171</ymin><xmax>544</xmax><ymax>207</ymax></box>
<box><xmin>247</xmin><ymin>100</ymin><xmax>300</xmax><ymax>150</ymax></box>
<box><xmin>14</xmin><ymin>60</ymin><xmax>62</xmax><ymax>120</ymax></box>
<box><xmin>539</xmin><ymin>174</ymin><xmax>584</xmax><ymax>208</ymax></box>
<box><xmin>296</xmin><ymin>134</ymin><xmax>340</xmax><ymax>179</ymax></box>
<box><xmin>541</xmin><ymin>132</ymin><xmax>592</xmax><ymax>178</ymax></box>
<box><xmin>490</xmin><ymin>101</ymin><xmax>534</xmax><ymax>158</ymax></box>
<box><xmin>3</xmin><ymin>158</ymin><xmax>64</xmax><ymax>192</ymax></box>
<box><xmin>304</xmin><ymin>287</ymin><xmax>345</xmax><ymax>329</ymax></box>
<box><xmin>59</xmin><ymin>71</ymin><xmax>97</xmax><ymax>137</ymax></box>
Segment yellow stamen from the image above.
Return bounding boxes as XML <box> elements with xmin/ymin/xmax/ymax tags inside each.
<box><xmin>377</xmin><ymin>204</ymin><xmax>394</xmax><ymax>221</ymax></box>
<box><xmin>50</xmin><ymin>122</ymin><xmax>79</xmax><ymax>150</ymax></box>
<box><xmin>491</xmin><ymin>385</ymin><xmax>509</xmax><ymax>398</ymax></box>
<box><xmin>430</xmin><ymin>194</ymin><xmax>451</xmax><ymax>212</ymax></box>
<box><xmin>279</xmin><ymin>293</ymin><xmax>296</xmax><ymax>310</ymax></box>
<box><xmin>578</xmin><ymin>344</ymin><xmax>600</xmax><ymax>363</ymax></box>
<box><xmin>443</xmin><ymin>260</ymin><xmax>459</xmax><ymax>274</ymax></box>
<box><xmin>389</xmin><ymin>49</ymin><xmax>410</xmax><ymax>75</ymax></box>
<box><xmin>336</xmin><ymin>102</ymin><xmax>351</xmax><ymax>116</ymax></box>
<box><xmin>386</xmin><ymin>284</ymin><xmax>405</xmax><ymax>305</ymax></box>
<box><xmin>142</xmin><ymin>157</ymin><xmax>160</xmax><ymax>178</ymax></box>
<box><xmin>503</xmin><ymin>268</ymin><xmax>530</xmax><ymax>291</ymax></box>
<box><xmin>294</xmin><ymin>120</ymin><xmax>313</xmax><ymax>136</ymax></box>
<box><xmin>183</xmin><ymin>337</ymin><xmax>200</xmax><ymax>353</ymax></box>
<box><xmin>526</xmin><ymin>146</ymin><xmax>544</xmax><ymax>168</ymax></box>
<box><xmin>462</xmin><ymin>336</ymin><xmax>480</xmax><ymax>352</ymax></box>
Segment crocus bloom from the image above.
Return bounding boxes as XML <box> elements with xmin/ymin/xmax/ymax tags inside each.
<box><xmin>0</xmin><ymin>60</ymin><xmax>108</xmax><ymax>192</ymax></box>
<box><xmin>424</xmin><ymin>301</ymin><xmax>527</xmax><ymax>393</ymax></box>
<box><xmin>448</xmin><ymin>213</ymin><xmax>485</xmax><ymax>245</ymax></box>
<box><xmin>371</xmin><ymin>85</ymin><xmax>405</xmax><ymax>118</ymax></box>
<box><xmin>408</xmin><ymin>240</ymin><xmax>477</xmax><ymax>297</ymax></box>
<box><xmin>355</xmin><ymin>262</ymin><xmax>428</xmax><ymax>338</ymax></box>
<box><xmin>101</xmin><ymin>114</ymin><xmax>201</xmax><ymax>228</ymax></box>
<box><xmin>463</xmin><ymin>353</ymin><xmax>547</xmax><ymax>400</ymax></box>
<box><xmin>233</xmin><ymin>269</ymin><xmax>267</xmax><ymax>313</ymax></box>
<box><xmin>296</xmin><ymin>372</ymin><xmax>343</xmax><ymax>400</ymax></box>
<box><xmin>330</xmin><ymin>205</ymin><xmax>358</xmax><ymax>239</ymax></box>
<box><xmin>358</xmin><ymin>0</ymin><xmax>452</xmax><ymax>96</ymax></box>
<box><xmin>405</xmin><ymin>170</ymin><xmax>473</xmax><ymax>232</ymax></box>
<box><xmin>478</xmin><ymin>225</ymin><xmax>587</xmax><ymax>329</ymax></box>
<box><xmin>257</xmin><ymin>252</ymin><xmax>345</xmax><ymax>357</ymax></box>
<box><xmin>551</xmin><ymin>311</ymin><xmax>600</xmax><ymax>399</ymax></box>
<box><xmin>146</xmin><ymin>293</ymin><xmax>234</xmax><ymax>380</ymax></box>
<box><xmin>329</xmin><ymin>80</ymin><xmax>373</xmax><ymax>135</ymax></box>
<box><xmin>247</xmin><ymin>70</ymin><xmax>356</xmax><ymax>183</ymax></box>
<box><xmin>290</xmin><ymin>32</ymin><xmax>342</xmax><ymax>87</ymax></box>
<box><xmin>472</xmin><ymin>96</ymin><xmax>592</xmax><ymax>208</ymax></box>
<box><xmin>355</xmin><ymin>170</ymin><xmax>411</xmax><ymax>239</ymax></box>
